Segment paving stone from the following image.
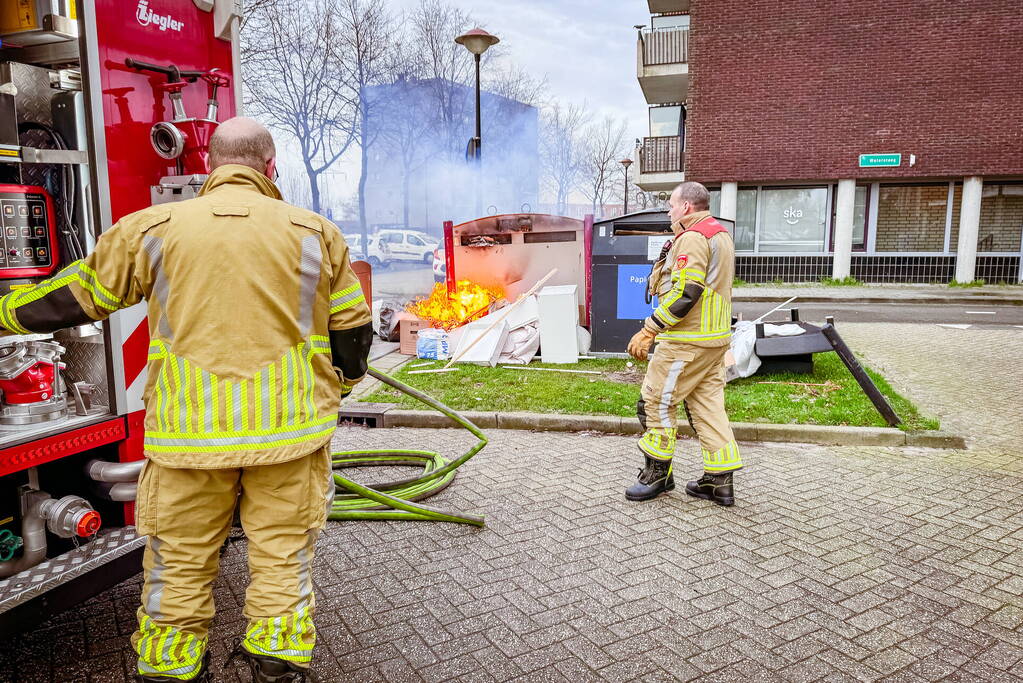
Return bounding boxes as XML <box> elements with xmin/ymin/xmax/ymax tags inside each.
<box><xmin>3</xmin><ymin>323</ymin><xmax>1023</xmax><ymax>680</ymax></box>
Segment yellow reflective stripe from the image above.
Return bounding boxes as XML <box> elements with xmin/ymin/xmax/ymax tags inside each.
<box><xmin>656</xmin><ymin>330</ymin><xmax>731</xmax><ymax>341</ymax></box>
<box><xmin>0</xmin><ymin>292</ymin><xmax>29</xmax><ymax>334</ymax></box>
<box><xmin>702</xmin><ymin>440</ymin><xmax>742</xmax><ymax>471</ymax></box>
<box><xmin>268</xmin><ymin>364</ymin><xmax>277</xmax><ymax>429</ymax></box>
<box><xmin>134</xmin><ymin>617</ymin><xmax>205</xmax><ymax>678</ymax></box>
<box><xmin>209</xmin><ymin>374</ymin><xmax>218</xmax><ymax>431</ymax></box>
<box><xmin>181</xmin><ymin>358</ymin><xmax>193</xmax><ymax>432</ymax></box>
<box><xmin>76</xmin><ymin>261</ymin><xmax>122</xmax><ymax>309</ymax></box>
<box><xmin>291</xmin><ymin>347</ymin><xmax>301</xmax><ymax>424</ymax></box>
<box><xmin>195</xmin><ymin>366</ymin><xmax>204</xmax><ymax>432</ymax></box>
<box><xmin>243</xmin><ymin>608</ymin><xmax>315</xmax><ymax>663</ymax></box>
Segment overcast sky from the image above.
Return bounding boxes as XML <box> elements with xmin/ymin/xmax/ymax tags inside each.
<box><xmin>281</xmin><ymin>0</ymin><xmax>654</xmax><ymax>210</ymax></box>
<box><xmin>388</xmin><ymin>0</ymin><xmax>652</xmax><ymax>135</ymax></box>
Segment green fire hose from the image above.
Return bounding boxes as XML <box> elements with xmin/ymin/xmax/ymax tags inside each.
<box><xmin>328</xmin><ymin>366</ymin><xmax>488</xmax><ymax>527</ymax></box>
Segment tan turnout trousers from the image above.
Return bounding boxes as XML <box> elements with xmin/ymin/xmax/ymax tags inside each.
<box><xmin>638</xmin><ymin>342</ymin><xmax>742</xmax><ymax>472</ymax></box>
<box><xmin>130</xmin><ymin>446</ymin><xmax>335</xmax><ymax>678</ymax></box>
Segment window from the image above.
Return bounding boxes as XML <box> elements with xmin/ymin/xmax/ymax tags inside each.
<box><xmin>830</xmin><ymin>185</ymin><xmax>869</xmax><ymax>251</ymax></box>
<box><xmin>735</xmin><ymin>190</ymin><xmax>757</xmax><ymax>252</ymax></box>
<box><xmin>951</xmin><ymin>184</ymin><xmax>1023</xmax><ymax>253</ymax></box>
<box><xmin>652</xmin><ymin>13</ymin><xmax>689</xmax><ymax>30</ymax></box>
<box><xmin>649</xmin><ymin>105</ymin><xmax>682</xmax><ymax>137</ymax></box>
<box><xmin>706</xmin><ymin>188</ymin><xmax>756</xmax><ymax>252</ymax></box>
<box><xmin>758</xmin><ymin>187</ymin><xmax>828</xmax><ymax>252</ymax></box>
<box><xmin>408</xmin><ymin>235</ymin><xmax>425</xmax><ymax>247</ymax></box>
<box><xmin>876</xmin><ymin>184</ymin><xmax>947</xmax><ymax>252</ymax></box>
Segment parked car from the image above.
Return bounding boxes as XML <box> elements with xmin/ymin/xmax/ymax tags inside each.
<box><xmin>343</xmin><ymin>233</ymin><xmax>390</xmax><ymax>269</ymax></box>
<box><xmin>376</xmin><ymin>229</ymin><xmax>439</xmax><ymax>265</ymax></box>
<box><xmin>433</xmin><ymin>246</ymin><xmax>445</xmax><ymax>282</ymax></box>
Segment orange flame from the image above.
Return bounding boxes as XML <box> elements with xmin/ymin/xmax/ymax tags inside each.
<box><xmin>407</xmin><ymin>280</ymin><xmax>504</xmax><ymax>330</ymax></box>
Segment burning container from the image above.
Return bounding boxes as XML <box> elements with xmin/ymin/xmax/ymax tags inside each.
<box><xmin>446</xmin><ymin>214</ymin><xmax>589</xmax><ymax>325</ymax></box>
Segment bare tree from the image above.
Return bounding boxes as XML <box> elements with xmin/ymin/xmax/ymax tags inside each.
<box><xmin>241</xmin><ymin>0</ymin><xmax>357</xmax><ymax>213</ymax></box>
<box><xmin>580</xmin><ymin>116</ymin><xmax>629</xmax><ymax>218</ymax></box>
<box><xmin>540</xmin><ymin>102</ymin><xmax>590</xmax><ymax>216</ymax></box>
<box><xmin>333</xmin><ymin>0</ymin><xmax>396</xmax><ymax>252</ymax></box>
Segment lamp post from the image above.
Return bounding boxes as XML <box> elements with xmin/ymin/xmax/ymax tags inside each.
<box><xmin>455</xmin><ymin>27</ymin><xmax>500</xmax><ymax>218</ymax></box>
<box><xmin>620</xmin><ymin>158</ymin><xmax>633</xmax><ymax>216</ymax></box>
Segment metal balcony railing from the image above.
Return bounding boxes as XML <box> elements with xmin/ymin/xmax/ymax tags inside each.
<box><xmin>639</xmin><ymin>136</ymin><xmax>684</xmax><ymax>174</ymax></box>
<box><xmin>639</xmin><ymin>27</ymin><xmax>689</xmax><ymax>66</ymax></box>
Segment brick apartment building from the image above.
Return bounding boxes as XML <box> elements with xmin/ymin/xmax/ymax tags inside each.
<box><xmin>634</xmin><ymin>0</ymin><xmax>1023</xmax><ymax>282</ymax></box>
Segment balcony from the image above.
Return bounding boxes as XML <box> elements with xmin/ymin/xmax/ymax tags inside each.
<box><xmin>648</xmin><ymin>0</ymin><xmax>690</xmax><ymax>12</ymax></box>
<box><xmin>637</xmin><ymin>28</ymin><xmax>689</xmax><ymax>104</ymax></box>
<box><xmin>637</xmin><ymin>136</ymin><xmax>684</xmax><ymax>192</ymax></box>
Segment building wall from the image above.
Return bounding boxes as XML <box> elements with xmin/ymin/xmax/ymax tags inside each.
<box><xmin>685</xmin><ymin>1</ymin><xmax>1023</xmax><ymax>183</ymax></box>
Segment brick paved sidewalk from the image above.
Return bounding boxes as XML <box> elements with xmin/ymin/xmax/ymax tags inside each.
<box><xmin>2</xmin><ymin>323</ymin><xmax>1022</xmax><ymax>682</ymax></box>
<box><xmin>734</xmin><ymin>283</ymin><xmax>1023</xmax><ymax>304</ymax></box>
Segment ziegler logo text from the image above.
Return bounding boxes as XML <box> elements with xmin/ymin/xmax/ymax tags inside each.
<box><xmin>137</xmin><ymin>0</ymin><xmax>185</xmax><ymax>32</ymax></box>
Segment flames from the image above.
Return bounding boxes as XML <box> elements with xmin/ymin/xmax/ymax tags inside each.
<box><xmin>407</xmin><ymin>280</ymin><xmax>504</xmax><ymax>330</ymax></box>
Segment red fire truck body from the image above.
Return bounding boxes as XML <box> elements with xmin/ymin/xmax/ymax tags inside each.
<box><xmin>0</xmin><ymin>0</ymin><xmax>242</xmax><ymax>634</ymax></box>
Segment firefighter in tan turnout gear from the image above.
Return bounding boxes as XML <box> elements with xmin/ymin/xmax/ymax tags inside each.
<box><xmin>626</xmin><ymin>182</ymin><xmax>742</xmax><ymax>506</ymax></box>
<box><xmin>0</xmin><ymin>118</ymin><xmax>372</xmax><ymax>682</ymax></box>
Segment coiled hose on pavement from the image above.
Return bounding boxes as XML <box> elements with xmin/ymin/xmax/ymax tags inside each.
<box><xmin>329</xmin><ymin>366</ymin><xmax>488</xmax><ymax>527</ymax></box>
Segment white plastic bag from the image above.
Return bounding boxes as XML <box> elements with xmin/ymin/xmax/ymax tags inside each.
<box><xmin>727</xmin><ymin>320</ymin><xmax>761</xmax><ymax>381</ymax></box>
<box><xmin>498</xmin><ymin>324</ymin><xmax>540</xmax><ymax>365</ymax></box>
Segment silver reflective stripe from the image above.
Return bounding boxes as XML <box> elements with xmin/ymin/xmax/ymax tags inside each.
<box><xmin>707</xmin><ymin>237</ymin><xmax>720</xmax><ymax>289</ymax></box>
<box><xmin>659</xmin><ymin>360</ymin><xmax>686</xmax><ymax>426</ymax></box>
<box><xmin>145</xmin><ymin>420</ymin><xmax>334</xmax><ymax>448</ymax></box>
<box><xmin>144</xmin><ymin>537</ymin><xmax>165</xmax><ymax>619</ymax></box>
<box><xmin>233</xmin><ymin>383</ymin><xmax>243</xmax><ymax>432</ymax></box>
<box><xmin>202</xmin><ymin>373</ymin><xmax>213</xmax><ymax>433</ymax></box>
<box><xmin>297</xmin><ymin>236</ymin><xmax>321</xmax><ymax>336</ymax></box>
<box><xmin>295</xmin><ymin>531</ymin><xmax>315</xmax><ymax>610</ymax></box>
<box><xmin>142</xmin><ymin>235</ymin><xmax>173</xmax><ymax>339</ymax></box>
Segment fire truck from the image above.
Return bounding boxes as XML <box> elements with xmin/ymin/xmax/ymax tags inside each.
<box><xmin>0</xmin><ymin>0</ymin><xmax>242</xmax><ymax>635</ymax></box>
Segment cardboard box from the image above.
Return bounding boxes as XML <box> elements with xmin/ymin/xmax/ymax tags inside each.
<box><xmin>399</xmin><ymin>317</ymin><xmax>428</xmax><ymax>355</ymax></box>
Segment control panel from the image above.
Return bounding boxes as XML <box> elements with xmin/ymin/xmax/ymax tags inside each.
<box><xmin>0</xmin><ymin>185</ymin><xmax>58</xmax><ymax>279</ymax></box>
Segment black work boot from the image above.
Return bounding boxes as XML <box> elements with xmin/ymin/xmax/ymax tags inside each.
<box><xmin>685</xmin><ymin>471</ymin><xmax>735</xmax><ymax>506</ymax></box>
<box><xmin>625</xmin><ymin>455</ymin><xmax>674</xmax><ymax>501</ymax></box>
<box><xmin>228</xmin><ymin>638</ymin><xmax>320</xmax><ymax>682</ymax></box>
<box><xmin>135</xmin><ymin>652</ymin><xmax>211</xmax><ymax>682</ymax></box>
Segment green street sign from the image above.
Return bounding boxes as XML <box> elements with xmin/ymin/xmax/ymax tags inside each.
<box><xmin>859</xmin><ymin>153</ymin><xmax>902</xmax><ymax>168</ymax></box>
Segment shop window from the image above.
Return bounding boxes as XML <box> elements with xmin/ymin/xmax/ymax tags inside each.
<box><xmin>876</xmin><ymin>184</ymin><xmax>948</xmax><ymax>252</ymax></box>
<box><xmin>757</xmin><ymin>187</ymin><xmax>828</xmax><ymax>252</ymax></box>
<box><xmin>950</xmin><ymin>183</ymin><xmax>1023</xmax><ymax>253</ymax></box>
<box><xmin>829</xmin><ymin>185</ymin><xmax>868</xmax><ymax>251</ymax></box>
<box><xmin>707</xmin><ymin>188</ymin><xmax>757</xmax><ymax>252</ymax></box>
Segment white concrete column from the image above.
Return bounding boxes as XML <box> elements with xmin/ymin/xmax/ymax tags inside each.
<box><xmin>832</xmin><ymin>179</ymin><xmax>856</xmax><ymax>279</ymax></box>
<box><xmin>719</xmin><ymin>181</ymin><xmax>737</xmax><ymax>222</ymax></box>
<box><xmin>955</xmin><ymin>176</ymin><xmax>984</xmax><ymax>283</ymax></box>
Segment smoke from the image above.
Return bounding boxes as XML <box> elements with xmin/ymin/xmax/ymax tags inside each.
<box><xmin>362</xmin><ymin>77</ymin><xmax>539</xmax><ymax>237</ymax></box>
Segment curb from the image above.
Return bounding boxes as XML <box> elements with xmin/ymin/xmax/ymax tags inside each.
<box><xmin>734</xmin><ymin>295</ymin><xmax>1023</xmax><ymax>306</ymax></box>
<box><xmin>369</xmin><ymin>408</ymin><xmax>966</xmax><ymax>449</ymax></box>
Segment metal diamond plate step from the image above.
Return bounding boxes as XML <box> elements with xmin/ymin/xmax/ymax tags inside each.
<box><xmin>0</xmin><ymin>527</ymin><xmax>144</xmax><ymax>627</ymax></box>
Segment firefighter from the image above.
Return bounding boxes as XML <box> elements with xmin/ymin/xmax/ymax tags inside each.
<box><xmin>625</xmin><ymin>181</ymin><xmax>742</xmax><ymax>506</ymax></box>
<box><xmin>0</xmin><ymin>117</ymin><xmax>372</xmax><ymax>682</ymax></box>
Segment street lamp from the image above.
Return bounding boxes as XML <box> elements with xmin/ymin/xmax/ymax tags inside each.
<box><xmin>455</xmin><ymin>27</ymin><xmax>500</xmax><ymax>218</ymax></box>
<box><xmin>620</xmin><ymin>158</ymin><xmax>633</xmax><ymax>215</ymax></box>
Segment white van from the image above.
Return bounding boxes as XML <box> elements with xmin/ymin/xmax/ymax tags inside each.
<box><xmin>344</xmin><ymin>233</ymin><xmax>391</xmax><ymax>269</ymax></box>
<box><xmin>376</xmin><ymin>229</ymin><xmax>439</xmax><ymax>264</ymax></box>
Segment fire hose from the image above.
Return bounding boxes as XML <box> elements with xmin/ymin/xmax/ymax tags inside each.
<box><xmin>328</xmin><ymin>367</ymin><xmax>488</xmax><ymax>527</ymax></box>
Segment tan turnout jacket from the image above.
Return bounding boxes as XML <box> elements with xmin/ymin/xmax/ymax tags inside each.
<box><xmin>0</xmin><ymin>165</ymin><xmax>371</xmax><ymax>468</ymax></box>
<box><xmin>645</xmin><ymin>211</ymin><xmax>735</xmax><ymax>348</ymax></box>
